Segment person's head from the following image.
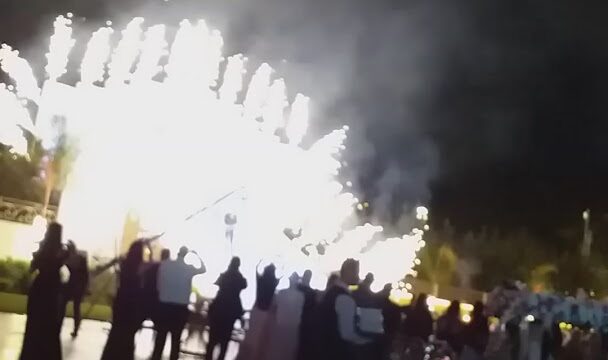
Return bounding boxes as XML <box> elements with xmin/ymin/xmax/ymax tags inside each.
<box><xmin>416</xmin><ymin>293</ymin><xmax>428</xmax><ymax>310</ymax></box>
<box><xmin>228</xmin><ymin>257</ymin><xmax>241</xmax><ymax>271</ymax></box>
<box><xmin>67</xmin><ymin>240</ymin><xmax>76</xmax><ymax>253</ymax></box>
<box><xmin>289</xmin><ymin>272</ymin><xmax>300</xmax><ymax>288</ymax></box>
<box><xmin>178</xmin><ymin>246</ymin><xmax>188</xmax><ymax>259</ymax></box>
<box><xmin>160</xmin><ymin>248</ymin><xmax>171</xmax><ymax>261</ymax></box>
<box><xmin>340</xmin><ymin>258</ymin><xmax>360</xmax><ymax>286</ymax></box>
<box><xmin>262</xmin><ymin>263</ymin><xmax>276</xmax><ymax>278</ymax></box>
<box><xmin>326</xmin><ymin>273</ymin><xmax>339</xmax><ymax>289</ymax></box>
<box><xmin>380</xmin><ymin>283</ymin><xmax>392</xmax><ymax>298</ymax></box>
<box><xmin>302</xmin><ymin>269</ymin><xmax>313</xmax><ymax>287</ymax></box>
<box><xmin>447</xmin><ymin>300</ymin><xmax>461</xmax><ymax>317</ymax></box>
<box><xmin>43</xmin><ymin>222</ymin><xmax>63</xmax><ymax>250</ymax></box>
<box><xmin>472</xmin><ymin>301</ymin><xmax>485</xmax><ymax>318</ymax></box>
<box><xmin>362</xmin><ymin>273</ymin><xmax>374</xmax><ymax>288</ymax></box>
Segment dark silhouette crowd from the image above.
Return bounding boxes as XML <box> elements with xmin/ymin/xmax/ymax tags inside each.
<box><xmin>20</xmin><ymin>221</ymin><xmax>500</xmax><ymax>360</ymax></box>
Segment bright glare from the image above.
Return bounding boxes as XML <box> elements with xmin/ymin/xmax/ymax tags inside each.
<box><xmin>0</xmin><ymin>15</ymin><xmax>428</xmax><ymax>306</ymax></box>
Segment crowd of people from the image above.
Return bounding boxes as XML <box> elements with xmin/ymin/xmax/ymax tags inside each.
<box><xmin>18</xmin><ymin>220</ymin><xmax>535</xmax><ymax>360</ymax></box>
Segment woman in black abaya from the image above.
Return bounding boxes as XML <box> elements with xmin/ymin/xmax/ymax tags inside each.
<box><xmin>20</xmin><ymin>222</ymin><xmax>68</xmax><ymax>360</ymax></box>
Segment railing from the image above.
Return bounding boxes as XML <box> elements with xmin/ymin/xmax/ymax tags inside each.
<box><xmin>0</xmin><ymin>196</ymin><xmax>57</xmax><ymax>225</ymax></box>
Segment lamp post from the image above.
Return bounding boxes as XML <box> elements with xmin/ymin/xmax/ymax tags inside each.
<box><xmin>581</xmin><ymin>209</ymin><xmax>592</xmax><ymax>259</ymax></box>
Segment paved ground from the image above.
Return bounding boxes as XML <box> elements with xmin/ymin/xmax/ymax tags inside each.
<box><xmin>0</xmin><ymin>312</ymin><xmax>238</xmax><ymax>360</ymax></box>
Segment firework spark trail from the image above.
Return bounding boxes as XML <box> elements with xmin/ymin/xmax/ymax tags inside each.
<box><xmin>0</xmin><ymin>84</ymin><xmax>32</xmax><ymax>154</ymax></box>
<box><xmin>219</xmin><ymin>54</ymin><xmax>245</xmax><ymax>105</ymax></box>
<box><xmin>80</xmin><ymin>27</ymin><xmax>114</xmax><ymax>86</ymax></box>
<box><xmin>107</xmin><ymin>18</ymin><xmax>144</xmax><ymax>86</ymax></box>
<box><xmin>45</xmin><ymin>15</ymin><xmax>75</xmax><ymax>82</ymax></box>
<box><xmin>0</xmin><ymin>14</ymin><xmax>427</xmax><ymax>302</ymax></box>
<box><xmin>132</xmin><ymin>25</ymin><xmax>167</xmax><ymax>83</ymax></box>
<box><xmin>286</xmin><ymin>94</ymin><xmax>309</xmax><ymax>146</ymax></box>
<box><xmin>0</xmin><ymin>44</ymin><xmax>41</xmax><ymax>102</ymax></box>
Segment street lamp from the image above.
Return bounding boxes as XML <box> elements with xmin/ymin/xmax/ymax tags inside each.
<box><xmin>581</xmin><ymin>209</ymin><xmax>592</xmax><ymax>259</ymax></box>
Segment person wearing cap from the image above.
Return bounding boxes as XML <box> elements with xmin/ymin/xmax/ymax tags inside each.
<box><xmin>151</xmin><ymin>246</ymin><xmax>206</xmax><ymax>360</ymax></box>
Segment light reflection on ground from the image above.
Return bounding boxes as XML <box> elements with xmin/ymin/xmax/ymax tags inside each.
<box><xmin>0</xmin><ymin>313</ymin><xmax>237</xmax><ymax>359</ymax></box>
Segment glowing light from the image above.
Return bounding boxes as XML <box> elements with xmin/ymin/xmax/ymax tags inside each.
<box><xmin>416</xmin><ymin>206</ymin><xmax>429</xmax><ymax>221</ymax></box>
<box><xmin>427</xmin><ymin>296</ymin><xmax>450</xmax><ymax>312</ymax></box>
<box><xmin>0</xmin><ymin>15</ymin><xmax>428</xmax><ymax>307</ymax></box>
<box><xmin>525</xmin><ymin>314</ymin><xmax>535</xmax><ymax>322</ymax></box>
<box><xmin>461</xmin><ymin>303</ymin><xmax>474</xmax><ymax>312</ymax></box>
<box><xmin>462</xmin><ymin>314</ymin><xmax>471</xmax><ymax>323</ymax></box>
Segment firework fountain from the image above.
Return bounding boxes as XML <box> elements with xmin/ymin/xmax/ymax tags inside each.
<box><xmin>0</xmin><ymin>14</ymin><xmax>426</xmax><ymax>304</ymax></box>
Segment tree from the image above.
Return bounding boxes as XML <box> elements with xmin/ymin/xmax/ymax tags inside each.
<box><xmin>0</xmin><ymin>141</ymin><xmax>44</xmax><ymax>203</ymax></box>
<box><xmin>528</xmin><ymin>263</ymin><xmax>558</xmax><ymax>292</ymax></box>
<box><xmin>416</xmin><ymin>242</ymin><xmax>458</xmax><ymax>295</ymax></box>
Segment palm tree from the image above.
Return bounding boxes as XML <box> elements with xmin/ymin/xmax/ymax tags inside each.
<box><xmin>416</xmin><ymin>243</ymin><xmax>458</xmax><ymax>296</ymax></box>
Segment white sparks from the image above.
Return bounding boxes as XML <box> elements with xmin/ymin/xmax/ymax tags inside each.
<box><xmin>132</xmin><ymin>24</ymin><xmax>167</xmax><ymax>83</ymax></box>
<box><xmin>107</xmin><ymin>17</ymin><xmax>144</xmax><ymax>86</ymax></box>
<box><xmin>0</xmin><ymin>44</ymin><xmax>41</xmax><ymax>102</ymax></box>
<box><xmin>0</xmin><ymin>15</ymin><xmax>427</xmax><ymax>305</ymax></box>
<box><xmin>45</xmin><ymin>15</ymin><xmax>75</xmax><ymax>81</ymax></box>
<box><xmin>80</xmin><ymin>27</ymin><xmax>113</xmax><ymax>85</ymax></box>
<box><xmin>286</xmin><ymin>94</ymin><xmax>309</xmax><ymax>146</ymax></box>
<box><xmin>219</xmin><ymin>54</ymin><xmax>245</xmax><ymax>104</ymax></box>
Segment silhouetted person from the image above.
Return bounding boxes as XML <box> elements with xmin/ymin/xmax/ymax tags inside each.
<box><xmin>403</xmin><ymin>293</ymin><xmax>433</xmax><ymax>342</ymax></box>
<box><xmin>297</xmin><ymin>270</ymin><xmax>318</xmax><ymax>360</ymax></box>
<box><xmin>379</xmin><ymin>284</ymin><xmax>401</xmax><ymax>359</ymax></box>
<box><xmin>60</xmin><ymin>240</ymin><xmax>89</xmax><ymax>338</ymax></box>
<box><xmin>101</xmin><ymin>240</ymin><xmax>149</xmax><ymax>360</ymax></box>
<box><xmin>505</xmin><ymin>316</ymin><xmax>522</xmax><ymax>360</ymax></box>
<box><xmin>237</xmin><ymin>262</ymin><xmax>279</xmax><ymax>360</ymax></box>
<box><xmin>436</xmin><ymin>300</ymin><xmax>464</xmax><ymax>354</ymax></box>
<box><xmin>462</xmin><ymin>301</ymin><xmax>489</xmax><ymax>360</ymax></box>
<box><xmin>152</xmin><ymin>246</ymin><xmax>206</xmax><ymax>360</ymax></box>
<box><xmin>542</xmin><ymin>322</ymin><xmax>562</xmax><ymax>360</ymax></box>
<box><xmin>318</xmin><ymin>258</ymin><xmax>371</xmax><ymax>360</ymax></box>
<box><xmin>353</xmin><ymin>273</ymin><xmax>375</xmax><ymax>308</ymax></box>
<box><xmin>20</xmin><ymin>222</ymin><xmax>67</xmax><ymax>360</ymax></box>
<box><xmin>143</xmin><ymin>248</ymin><xmax>170</xmax><ymax>325</ymax></box>
<box><xmin>268</xmin><ymin>272</ymin><xmax>305</xmax><ymax>360</ymax></box>
<box><xmin>206</xmin><ymin>257</ymin><xmax>247</xmax><ymax>360</ymax></box>
<box><xmin>559</xmin><ymin>329</ymin><xmax>583</xmax><ymax>360</ymax></box>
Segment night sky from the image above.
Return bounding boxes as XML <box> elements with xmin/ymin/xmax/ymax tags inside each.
<box><xmin>3</xmin><ymin>0</ymin><xmax>608</xmax><ymax>237</ymax></box>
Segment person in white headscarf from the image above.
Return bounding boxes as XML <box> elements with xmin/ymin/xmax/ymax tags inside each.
<box><xmin>267</xmin><ymin>272</ymin><xmax>305</xmax><ymax>360</ymax></box>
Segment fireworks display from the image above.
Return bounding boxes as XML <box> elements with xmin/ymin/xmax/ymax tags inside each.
<box><xmin>0</xmin><ymin>15</ymin><xmax>426</xmax><ymax>304</ymax></box>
